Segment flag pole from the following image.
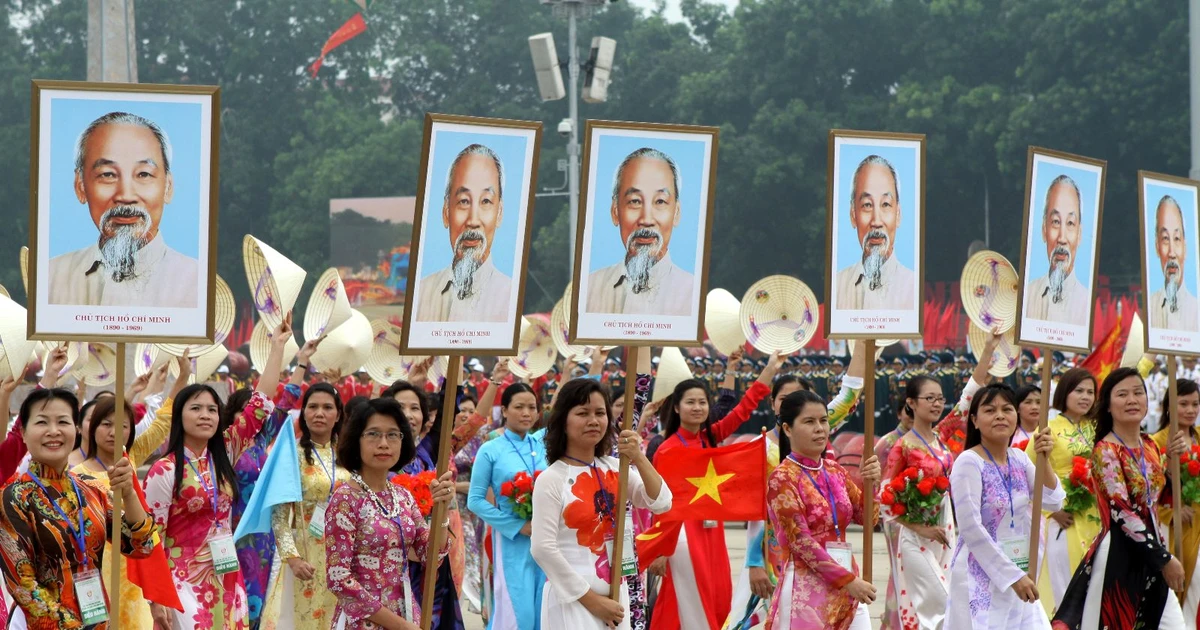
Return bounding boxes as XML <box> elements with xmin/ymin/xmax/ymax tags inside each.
<box><xmin>420</xmin><ymin>355</ymin><xmax>462</xmax><ymax>630</ymax></box>
<box><xmin>1168</xmin><ymin>355</ymin><xmax>1185</xmax><ymax>584</ymax></box>
<box><xmin>111</xmin><ymin>343</ymin><xmax>126</xmax><ymax>629</ymax></box>
<box><xmin>1027</xmin><ymin>347</ymin><xmax>1053</xmax><ymax>580</ymax></box>
<box><xmin>861</xmin><ymin>339</ymin><xmax>876</xmax><ymax>584</ymax></box>
<box><xmin>609</xmin><ymin>346</ymin><xmax>640</xmax><ymax>601</ymax></box>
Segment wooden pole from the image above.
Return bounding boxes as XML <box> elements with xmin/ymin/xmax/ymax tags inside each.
<box><xmin>609</xmin><ymin>346</ymin><xmax>640</xmax><ymax>601</ymax></box>
<box><xmin>861</xmin><ymin>339</ymin><xmax>876</xmax><ymax>584</ymax></box>
<box><xmin>1169</xmin><ymin>355</ymin><xmax>1184</xmax><ymax>565</ymax></box>
<box><xmin>1026</xmin><ymin>348</ymin><xmax>1053</xmax><ymax>580</ymax></box>
<box><xmin>111</xmin><ymin>342</ymin><xmax>125</xmax><ymax>629</ymax></box>
<box><xmin>420</xmin><ymin>355</ymin><xmax>462</xmax><ymax>630</ymax></box>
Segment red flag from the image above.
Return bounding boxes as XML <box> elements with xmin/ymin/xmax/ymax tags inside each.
<box><xmin>309</xmin><ymin>13</ymin><xmax>367</xmax><ymax>78</ymax></box>
<box><xmin>1079</xmin><ymin>309</ymin><xmax>1128</xmax><ymax>385</ymax></box>
<box><xmin>127</xmin><ymin>479</ymin><xmax>184</xmax><ymax>611</ymax></box>
<box><xmin>654</xmin><ymin>437</ymin><xmax>766</xmax><ymax>522</ymax></box>
<box><xmin>634</xmin><ymin>519</ymin><xmax>683</xmax><ymax>573</ymax></box>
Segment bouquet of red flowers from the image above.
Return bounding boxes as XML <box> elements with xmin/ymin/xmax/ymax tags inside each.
<box><xmin>391</xmin><ymin>470</ymin><xmax>437</xmax><ymax>518</ymax></box>
<box><xmin>1181</xmin><ymin>444</ymin><xmax>1200</xmax><ymax>505</ymax></box>
<box><xmin>879</xmin><ymin>466</ymin><xmax>950</xmax><ymax>526</ymax></box>
<box><xmin>1061</xmin><ymin>455</ymin><xmax>1095</xmax><ymax>515</ymax></box>
<box><xmin>501</xmin><ymin>470</ymin><xmax>541</xmax><ymax>520</ymax></box>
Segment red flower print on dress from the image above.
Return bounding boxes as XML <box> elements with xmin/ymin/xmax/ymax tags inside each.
<box><xmin>562</xmin><ymin>467</ymin><xmax>618</xmax><ymax>555</ymax></box>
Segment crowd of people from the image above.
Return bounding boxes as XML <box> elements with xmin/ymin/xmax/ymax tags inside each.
<box><xmin>0</xmin><ymin>317</ymin><xmax>1197</xmax><ymax>630</ymax></box>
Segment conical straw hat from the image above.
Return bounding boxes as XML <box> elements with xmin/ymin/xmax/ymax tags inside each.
<box><xmin>160</xmin><ymin>275</ymin><xmax>237</xmax><ymax>358</ymax></box>
<box><xmin>0</xmin><ymin>296</ymin><xmax>35</xmax><ymax>382</ymax></box>
<box><xmin>1120</xmin><ymin>313</ymin><xmax>1145</xmax><ymax>368</ymax></box>
<box><xmin>41</xmin><ymin>342</ymin><xmax>83</xmax><ymax>380</ymax></box>
<box><xmin>550</xmin><ymin>299</ymin><xmax>588</xmax><ymax>361</ymax></box>
<box><xmin>249</xmin><ymin>319</ymin><xmax>299</xmax><ymax>373</ymax></box>
<box><xmin>243</xmin><ymin>235</ymin><xmax>307</xmax><ymax>330</ymax></box>
<box><xmin>739</xmin><ymin>276</ymin><xmax>819</xmax><ymax>354</ymax></box>
<box><xmin>706</xmin><ymin>288</ymin><xmax>746</xmax><ymax>356</ymax></box>
<box><xmin>75</xmin><ymin>343</ymin><xmax>118</xmax><ymax>387</ymax></box>
<box><xmin>428</xmin><ymin>356</ymin><xmax>450</xmax><ymax>387</ymax></box>
<box><xmin>19</xmin><ymin>247</ymin><xmax>28</xmax><ymax>299</ymax></box>
<box><xmin>509</xmin><ymin>317</ymin><xmax>558</xmax><ymax>380</ymax></box>
<box><xmin>304</xmin><ymin>268</ymin><xmax>353</xmax><ymax>341</ymax></box>
<box><xmin>310</xmin><ymin>309</ymin><xmax>372</xmax><ymax>377</ymax></box>
<box><xmin>134</xmin><ymin>343</ymin><xmax>171</xmax><ymax>377</ymax></box>
<box><xmin>562</xmin><ymin>281</ymin><xmax>575</xmax><ymax>328</ymax></box>
<box><xmin>652</xmin><ymin>346</ymin><xmax>693</xmax><ymax>403</ymax></box>
<box><xmin>366</xmin><ymin>319</ymin><xmax>410</xmax><ymax>385</ymax></box>
<box><xmin>969</xmin><ymin>323</ymin><xmax>1020</xmax><ymax>377</ymax></box>
<box><xmin>170</xmin><ymin>344</ymin><xmax>230</xmax><ymax>384</ymax></box>
<box><xmin>960</xmin><ymin>250</ymin><xmax>1020</xmax><ymax>334</ymax></box>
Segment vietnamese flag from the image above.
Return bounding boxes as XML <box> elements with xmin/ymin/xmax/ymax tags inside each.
<box><xmin>1079</xmin><ymin>306</ymin><xmax>1130</xmax><ymax>385</ymax></box>
<box><xmin>635</xmin><ymin>519</ymin><xmax>683</xmax><ymax>573</ymax></box>
<box><xmin>309</xmin><ymin>13</ymin><xmax>368</xmax><ymax>77</ymax></box>
<box><xmin>127</xmin><ymin>479</ymin><xmax>183</xmax><ymax>611</ymax></box>
<box><xmin>655</xmin><ymin>437</ymin><xmax>767</xmax><ymax>523</ymax></box>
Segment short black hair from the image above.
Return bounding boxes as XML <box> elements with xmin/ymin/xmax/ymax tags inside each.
<box><xmin>20</xmin><ymin>388</ymin><xmax>79</xmax><ymax>429</ymax></box>
<box><xmin>964</xmin><ymin>384</ymin><xmax>1019</xmax><ymax>450</ymax></box>
<box><xmin>87</xmin><ymin>397</ymin><xmax>137</xmax><ymax>456</ymax></box>
<box><xmin>337</xmin><ymin>397</ymin><xmax>416</xmax><ymax>474</ymax></box>
<box><xmin>300</xmin><ymin>383</ymin><xmax>345</xmax><ymax>465</ymax></box>
<box><xmin>544</xmin><ymin>378</ymin><xmax>615</xmax><ymax>464</ymax></box>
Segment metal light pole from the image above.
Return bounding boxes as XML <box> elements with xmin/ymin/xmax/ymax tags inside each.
<box><xmin>567</xmin><ymin>10</ymin><xmax>581</xmax><ymax>268</ymax></box>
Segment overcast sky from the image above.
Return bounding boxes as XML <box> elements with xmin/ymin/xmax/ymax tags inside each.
<box><xmin>626</xmin><ymin>0</ymin><xmax>737</xmax><ymax>22</ymax></box>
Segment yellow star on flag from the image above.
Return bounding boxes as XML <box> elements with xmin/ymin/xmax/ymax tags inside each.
<box><xmin>686</xmin><ymin>460</ymin><xmax>736</xmax><ymax>505</ymax></box>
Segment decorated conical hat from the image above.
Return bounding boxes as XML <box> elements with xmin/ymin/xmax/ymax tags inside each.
<box><xmin>969</xmin><ymin>323</ymin><xmax>1020</xmax><ymax>377</ymax></box>
<box><xmin>18</xmin><ymin>247</ymin><xmax>28</xmax><ymax>299</ymax></box>
<box><xmin>509</xmin><ymin>317</ymin><xmax>558</xmax><ymax>380</ymax></box>
<box><xmin>367</xmin><ymin>319</ymin><xmax>411</xmax><ymax>385</ymax></box>
<box><xmin>739</xmin><ymin>276</ymin><xmax>819</xmax><ymax>354</ymax></box>
<box><xmin>706</xmin><ymin>289</ymin><xmax>746</xmax><ymax>356</ymax></box>
<box><xmin>960</xmin><ymin>250</ymin><xmax>1020</xmax><ymax>334</ymax></box>
<box><xmin>652</xmin><ymin>346</ymin><xmax>693</xmax><ymax>402</ymax></box>
<box><xmin>42</xmin><ymin>342</ymin><xmax>83</xmax><ymax>379</ymax></box>
<box><xmin>76</xmin><ymin>343</ymin><xmax>118</xmax><ymax>387</ymax></box>
<box><xmin>170</xmin><ymin>344</ymin><xmax>229</xmax><ymax>384</ymax></box>
<box><xmin>243</xmin><ymin>235</ymin><xmax>307</xmax><ymax>330</ymax></box>
<box><xmin>134</xmin><ymin>343</ymin><xmax>171</xmax><ymax>377</ymax></box>
<box><xmin>1120</xmin><ymin>313</ymin><xmax>1145</xmax><ymax>368</ymax></box>
<box><xmin>249</xmin><ymin>319</ymin><xmax>299</xmax><ymax>373</ymax></box>
<box><xmin>304</xmin><ymin>268</ymin><xmax>353</xmax><ymax>341</ymax></box>
<box><xmin>428</xmin><ymin>356</ymin><xmax>450</xmax><ymax>387</ymax></box>
<box><xmin>0</xmin><ymin>296</ymin><xmax>35</xmax><ymax>381</ymax></box>
<box><xmin>310</xmin><ymin>309</ymin><xmax>372</xmax><ymax>377</ymax></box>
<box><xmin>159</xmin><ymin>275</ymin><xmax>236</xmax><ymax>358</ymax></box>
<box><xmin>550</xmin><ymin>299</ymin><xmax>588</xmax><ymax>361</ymax></box>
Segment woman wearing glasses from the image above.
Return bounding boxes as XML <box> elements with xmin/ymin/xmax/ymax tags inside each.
<box><xmin>325</xmin><ymin>398</ymin><xmax>455</xmax><ymax>630</ymax></box>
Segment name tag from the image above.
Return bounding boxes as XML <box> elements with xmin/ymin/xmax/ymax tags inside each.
<box><xmin>702</xmin><ymin>520</ymin><xmax>719</xmax><ymax>529</ymax></box>
<box><xmin>604</xmin><ymin>514</ymin><xmax>638</xmax><ymax>577</ymax></box>
<box><xmin>308</xmin><ymin>501</ymin><xmax>328</xmax><ymax>538</ymax></box>
<box><xmin>825</xmin><ymin>541</ymin><xmax>853</xmax><ymax>572</ymax></box>
<box><xmin>999</xmin><ymin>535</ymin><xmax>1029</xmax><ymax>572</ymax></box>
<box><xmin>75</xmin><ymin>569</ymin><xmax>108</xmax><ymax>625</ymax></box>
<box><xmin>210</xmin><ymin>531</ymin><xmax>240</xmax><ymax>575</ymax></box>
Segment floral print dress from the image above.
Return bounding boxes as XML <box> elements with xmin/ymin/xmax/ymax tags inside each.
<box><xmin>764</xmin><ymin>455</ymin><xmax>870</xmax><ymax>630</ymax></box>
<box><xmin>530</xmin><ymin>456</ymin><xmax>672</xmax><ymax>630</ymax></box>
<box><xmin>144</xmin><ymin>391</ymin><xmax>274</xmax><ymax>629</ymax></box>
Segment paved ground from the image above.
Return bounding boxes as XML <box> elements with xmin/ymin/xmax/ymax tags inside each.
<box><xmin>462</xmin><ymin>524</ymin><xmax>891</xmax><ymax>629</ymax></box>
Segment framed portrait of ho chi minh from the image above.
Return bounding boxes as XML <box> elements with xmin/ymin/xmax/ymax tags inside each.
<box><xmin>1014</xmin><ymin>147</ymin><xmax>1105</xmax><ymax>353</ymax></box>
<box><xmin>824</xmin><ymin>129</ymin><xmax>925</xmax><ymax>339</ymax></box>
<box><xmin>27</xmin><ymin>80</ymin><xmax>220</xmax><ymax>343</ymax></box>
<box><xmin>399</xmin><ymin>113</ymin><xmax>542</xmax><ymax>355</ymax></box>
<box><xmin>1139</xmin><ymin>171</ymin><xmax>1200</xmax><ymax>356</ymax></box>
<box><xmin>569</xmin><ymin>120</ymin><xmax>718</xmax><ymax>346</ymax></box>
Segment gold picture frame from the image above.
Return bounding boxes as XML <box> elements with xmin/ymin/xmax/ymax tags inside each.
<box><xmin>568</xmin><ymin>119</ymin><xmax>719</xmax><ymax>347</ymax></box>
<box><xmin>398</xmin><ymin>112</ymin><xmax>543</xmax><ymax>356</ymax></box>
<box><xmin>1138</xmin><ymin>170</ymin><xmax>1200</xmax><ymax>357</ymax></box>
<box><xmin>27</xmin><ymin>79</ymin><xmax>220</xmax><ymax>344</ymax></box>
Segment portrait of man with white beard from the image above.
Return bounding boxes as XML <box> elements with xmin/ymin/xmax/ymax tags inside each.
<box><xmin>46</xmin><ymin>112</ymin><xmax>199</xmax><ymax>307</ymax></box>
<box><xmin>1024</xmin><ymin>174</ymin><xmax>1091</xmax><ymax>324</ymax></box>
<box><xmin>834</xmin><ymin>155</ymin><xmax>916</xmax><ymax>311</ymax></box>
<box><xmin>585</xmin><ymin>147</ymin><xmax>695</xmax><ymax>316</ymax></box>
<box><xmin>1148</xmin><ymin>194</ymin><xmax>1199</xmax><ymax>332</ymax></box>
<box><xmin>415</xmin><ymin>143</ymin><xmax>513</xmax><ymax>322</ymax></box>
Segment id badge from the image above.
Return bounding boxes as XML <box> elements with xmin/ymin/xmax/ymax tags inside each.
<box><xmin>702</xmin><ymin>520</ymin><xmax>718</xmax><ymax>529</ymax></box>
<box><xmin>210</xmin><ymin>531</ymin><xmax>240</xmax><ymax>575</ymax></box>
<box><xmin>999</xmin><ymin>535</ymin><xmax>1029</xmax><ymax>572</ymax></box>
<box><xmin>825</xmin><ymin>541</ymin><xmax>853</xmax><ymax>572</ymax></box>
<box><xmin>603</xmin><ymin>514</ymin><xmax>639</xmax><ymax>577</ymax></box>
<box><xmin>308</xmin><ymin>500</ymin><xmax>329</xmax><ymax>538</ymax></box>
<box><xmin>74</xmin><ymin>569</ymin><xmax>108</xmax><ymax>625</ymax></box>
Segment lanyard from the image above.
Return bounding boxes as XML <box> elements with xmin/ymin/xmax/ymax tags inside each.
<box><xmin>314</xmin><ymin>447</ymin><xmax>336</xmax><ymax>498</ymax></box>
<box><xmin>505</xmin><ymin>433</ymin><xmax>536</xmax><ymax>476</ymax></box>
<box><xmin>186</xmin><ymin>452</ymin><xmax>220</xmax><ymax>519</ymax></box>
<box><xmin>980</xmin><ymin>445</ymin><xmax>1016</xmax><ymax>529</ymax></box>
<box><xmin>563</xmin><ymin>455</ymin><xmax>614</xmax><ymax>518</ymax></box>
<box><xmin>1112</xmin><ymin>433</ymin><xmax>1152</xmax><ymax>507</ymax></box>
<box><xmin>1017</xmin><ymin>426</ymin><xmax>1031</xmax><ymax>441</ymax></box>
<box><xmin>28</xmin><ymin>470</ymin><xmax>89</xmax><ymax>568</ymax></box>
<box><xmin>789</xmin><ymin>454</ymin><xmax>841</xmax><ymax>539</ymax></box>
<box><xmin>913</xmin><ymin>430</ymin><xmax>950</xmax><ymax>475</ymax></box>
